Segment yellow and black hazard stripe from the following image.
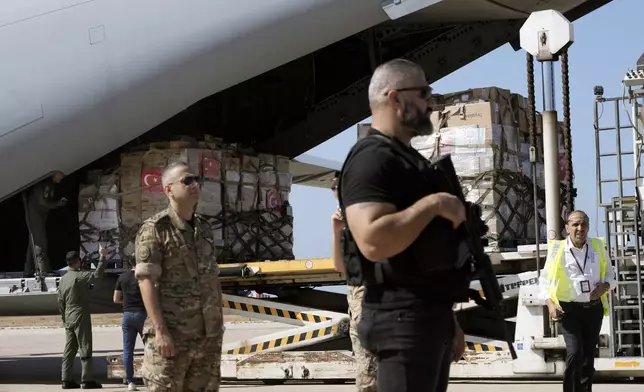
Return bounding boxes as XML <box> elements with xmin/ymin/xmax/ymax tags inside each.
<box><xmin>225</xmin><ymin>324</ymin><xmax>339</xmax><ymax>355</ymax></box>
<box><xmin>465</xmin><ymin>342</ymin><xmax>504</xmax><ymax>352</ymax></box>
<box><xmin>223</xmin><ymin>300</ymin><xmax>331</xmax><ymax>323</ymax></box>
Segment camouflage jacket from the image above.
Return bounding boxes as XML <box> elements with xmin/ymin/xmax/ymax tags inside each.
<box><xmin>134</xmin><ymin>207</ymin><xmax>222</xmax><ymax>339</ymax></box>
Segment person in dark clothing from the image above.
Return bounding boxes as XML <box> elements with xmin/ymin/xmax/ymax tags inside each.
<box><xmin>24</xmin><ymin>171</ymin><xmax>67</xmax><ymax>277</ymax></box>
<box><xmin>114</xmin><ymin>259</ymin><xmax>147</xmax><ymax>391</ymax></box>
<box><xmin>58</xmin><ymin>246</ymin><xmax>107</xmax><ymax>389</ymax></box>
<box><xmin>338</xmin><ymin>58</ymin><xmax>467</xmax><ymax>392</ymax></box>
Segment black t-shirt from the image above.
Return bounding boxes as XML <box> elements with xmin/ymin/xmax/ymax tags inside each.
<box><xmin>115</xmin><ymin>270</ymin><xmax>146</xmax><ymax>313</ymax></box>
<box><xmin>340</xmin><ymin>128</ymin><xmax>464</xmax><ymax>310</ymax></box>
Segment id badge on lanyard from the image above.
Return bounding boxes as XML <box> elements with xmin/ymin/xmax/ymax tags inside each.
<box><xmin>571</xmin><ymin>247</ymin><xmax>591</xmax><ymax>293</ymax></box>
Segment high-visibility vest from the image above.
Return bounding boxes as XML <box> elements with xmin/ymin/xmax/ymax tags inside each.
<box><xmin>545</xmin><ymin>237</ymin><xmax>609</xmax><ymax>316</ymax></box>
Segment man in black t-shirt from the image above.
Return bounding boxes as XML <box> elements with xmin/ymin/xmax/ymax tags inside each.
<box><xmin>339</xmin><ymin>58</ymin><xmax>466</xmax><ymax>392</ymax></box>
<box><xmin>114</xmin><ymin>260</ymin><xmax>147</xmax><ymax>391</ymax></box>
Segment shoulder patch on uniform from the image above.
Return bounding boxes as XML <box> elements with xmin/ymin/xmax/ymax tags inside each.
<box><xmin>137</xmin><ymin>246</ymin><xmax>151</xmax><ymax>262</ymax></box>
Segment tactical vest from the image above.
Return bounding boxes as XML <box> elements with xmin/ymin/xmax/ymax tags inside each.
<box><xmin>337</xmin><ymin>131</ymin><xmax>471</xmax><ymax>300</ymax></box>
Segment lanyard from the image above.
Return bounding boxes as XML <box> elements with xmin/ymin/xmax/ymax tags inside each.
<box><xmin>570</xmin><ymin>246</ymin><xmax>589</xmax><ymax>274</ymax></box>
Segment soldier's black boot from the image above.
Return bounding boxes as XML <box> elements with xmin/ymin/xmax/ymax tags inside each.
<box><xmin>81</xmin><ymin>381</ymin><xmax>102</xmax><ymax>389</ymax></box>
<box><xmin>61</xmin><ymin>380</ymin><xmax>81</xmax><ymax>389</ymax></box>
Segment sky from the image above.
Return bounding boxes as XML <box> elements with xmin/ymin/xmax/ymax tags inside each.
<box><xmin>287</xmin><ymin>0</ymin><xmax>642</xmax><ymax>263</ymax></box>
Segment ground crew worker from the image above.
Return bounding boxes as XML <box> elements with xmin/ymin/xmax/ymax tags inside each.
<box><xmin>539</xmin><ymin>210</ymin><xmax>616</xmax><ymax>392</ymax></box>
<box><xmin>337</xmin><ymin>58</ymin><xmax>467</xmax><ymax>392</ymax></box>
<box><xmin>24</xmin><ymin>171</ymin><xmax>67</xmax><ymax>277</ymax></box>
<box><xmin>114</xmin><ymin>257</ymin><xmax>147</xmax><ymax>391</ymax></box>
<box><xmin>330</xmin><ymin>174</ymin><xmax>378</xmax><ymax>392</ymax></box>
<box><xmin>134</xmin><ymin>161</ymin><xmax>223</xmax><ymax>392</ymax></box>
<box><xmin>58</xmin><ymin>246</ymin><xmax>107</xmax><ymax>389</ymax></box>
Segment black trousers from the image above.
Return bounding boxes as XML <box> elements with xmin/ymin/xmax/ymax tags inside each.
<box><xmin>559</xmin><ymin>300</ymin><xmax>604</xmax><ymax>392</ymax></box>
<box><xmin>358</xmin><ymin>303</ymin><xmax>454</xmax><ymax>392</ymax></box>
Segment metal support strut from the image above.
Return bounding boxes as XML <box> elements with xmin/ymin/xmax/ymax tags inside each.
<box><xmin>526</xmin><ymin>52</ymin><xmax>542</xmax><ymax>275</ymax></box>
<box><xmin>561</xmin><ymin>49</ymin><xmax>575</xmax><ymax>212</ymax></box>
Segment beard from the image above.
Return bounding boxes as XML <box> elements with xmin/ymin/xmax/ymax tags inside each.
<box><xmin>401</xmin><ymin>103</ymin><xmax>433</xmax><ymax>136</ymax></box>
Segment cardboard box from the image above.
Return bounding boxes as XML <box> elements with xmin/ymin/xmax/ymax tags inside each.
<box><xmin>412</xmin><ymin>124</ymin><xmax>521</xmax><ymax>156</ymax></box>
<box><xmin>433</xmin><ymin>87</ymin><xmax>539</xmax><ymax>136</ymax></box>
<box><xmin>438</xmin><ymin>87</ymin><xmax>512</xmax><ymax>107</ymax></box>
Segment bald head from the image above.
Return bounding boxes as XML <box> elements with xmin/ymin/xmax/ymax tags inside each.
<box><xmin>367</xmin><ymin>59</ymin><xmax>426</xmax><ymax>110</ymax></box>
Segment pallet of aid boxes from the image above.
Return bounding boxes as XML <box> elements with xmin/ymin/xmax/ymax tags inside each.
<box><xmin>424</xmin><ymin>87</ymin><xmax>536</xmax><ymax>248</ymax></box>
<box><xmin>78</xmin><ymin>170</ymin><xmax>123</xmax><ymax>268</ymax></box>
<box><xmin>432</xmin><ymin>87</ymin><xmax>572</xmax><ymax>246</ymax></box>
<box><xmin>118</xmin><ymin>140</ymin><xmax>294</xmax><ymax>263</ymax></box>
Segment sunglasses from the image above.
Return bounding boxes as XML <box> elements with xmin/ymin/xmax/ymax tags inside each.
<box><xmin>179</xmin><ymin>176</ymin><xmax>200</xmax><ymax>186</ymax></box>
<box><xmin>386</xmin><ymin>86</ymin><xmax>434</xmax><ymax>101</ymax></box>
<box><xmin>331</xmin><ymin>185</ymin><xmax>338</xmax><ymax>191</ymax></box>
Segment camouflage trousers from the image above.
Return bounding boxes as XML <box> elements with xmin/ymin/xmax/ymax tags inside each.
<box><xmin>347</xmin><ymin>285</ymin><xmax>378</xmax><ymax>392</ymax></box>
<box><xmin>142</xmin><ymin>333</ymin><xmax>223</xmax><ymax>392</ymax></box>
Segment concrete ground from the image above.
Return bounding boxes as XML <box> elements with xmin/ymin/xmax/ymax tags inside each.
<box><xmin>1</xmin><ymin>318</ymin><xmax>643</xmax><ymax>392</ymax></box>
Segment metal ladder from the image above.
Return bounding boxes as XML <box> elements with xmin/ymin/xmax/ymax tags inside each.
<box><xmin>594</xmin><ymin>94</ymin><xmax>644</xmax><ymax>357</ymax></box>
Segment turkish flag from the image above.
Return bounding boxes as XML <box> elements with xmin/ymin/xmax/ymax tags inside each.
<box><xmin>265</xmin><ymin>189</ymin><xmax>282</xmax><ymax>210</ymax></box>
<box><xmin>141</xmin><ymin>168</ymin><xmax>163</xmax><ymax>193</ymax></box>
<box><xmin>203</xmin><ymin>157</ymin><xmax>221</xmax><ymax>179</ymax></box>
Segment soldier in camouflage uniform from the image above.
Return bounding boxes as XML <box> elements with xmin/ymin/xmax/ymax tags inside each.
<box><xmin>134</xmin><ymin>161</ymin><xmax>223</xmax><ymax>392</ymax></box>
<box><xmin>58</xmin><ymin>246</ymin><xmax>107</xmax><ymax>389</ymax></box>
<box><xmin>331</xmin><ymin>175</ymin><xmax>378</xmax><ymax>392</ymax></box>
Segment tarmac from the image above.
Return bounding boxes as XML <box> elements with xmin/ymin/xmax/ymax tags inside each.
<box><xmin>1</xmin><ymin>320</ymin><xmax>643</xmax><ymax>392</ymax></box>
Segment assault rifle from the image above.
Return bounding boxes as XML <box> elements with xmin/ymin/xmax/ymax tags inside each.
<box><xmin>429</xmin><ymin>153</ymin><xmax>518</xmax><ymax>360</ymax></box>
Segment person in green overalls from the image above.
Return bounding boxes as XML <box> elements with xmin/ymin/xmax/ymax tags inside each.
<box><xmin>57</xmin><ymin>244</ymin><xmax>107</xmax><ymax>389</ymax></box>
<box><xmin>23</xmin><ymin>171</ymin><xmax>67</xmax><ymax>277</ymax></box>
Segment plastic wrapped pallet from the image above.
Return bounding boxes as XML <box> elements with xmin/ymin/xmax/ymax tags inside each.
<box><xmin>411</xmin><ymin>124</ymin><xmax>535</xmax><ymax>248</ymax></box>
<box><xmin>217</xmin><ymin>151</ymin><xmax>294</xmax><ymax>262</ymax></box>
<box><xmin>118</xmin><ymin>142</ymin><xmax>294</xmax><ymax>263</ymax></box>
<box><xmin>78</xmin><ymin>170</ymin><xmax>123</xmax><ymax>268</ymax></box>
<box><xmin>428</xmin><ymin>89</ymin><xmax>568</xmax><ymax>245</ymax></box>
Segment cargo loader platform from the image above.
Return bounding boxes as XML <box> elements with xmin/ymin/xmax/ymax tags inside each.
<box><xmin>105</xmin><ymin>254</ymin><xmax>534</xmax><ymax>384</ymax></box>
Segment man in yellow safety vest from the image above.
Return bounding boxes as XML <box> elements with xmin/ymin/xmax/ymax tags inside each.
<box><xmin>539</xmin><ymin>210</ymin><xmax>616</xmax><ymax>392</ymax></box>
